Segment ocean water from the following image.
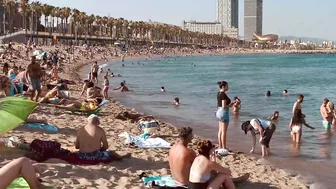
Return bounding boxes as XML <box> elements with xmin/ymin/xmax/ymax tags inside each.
<box><xmin>94</xmin><ymin>54</ymin><xmax>336</xmax><ymax>187</ymax></box>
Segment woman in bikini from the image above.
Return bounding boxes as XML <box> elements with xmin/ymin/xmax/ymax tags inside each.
<box><xmin>188</xmin><ymin>140</ymin><xmax>234</xmax><ymax>189</ymax></box>
<box><xmin>289</xmin><ymin>109</ymin><xmax>314</xmax><ymax>143</ymax></box>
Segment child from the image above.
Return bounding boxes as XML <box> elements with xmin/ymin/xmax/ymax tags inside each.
<box><xmin>268</xmin><ymin>111</ymin><xmax>279</xmax><ymax>120</ymax></box>
<box><xmin>103</xmin><ymin>76</ymin><xmax>109</xmax><ymax>99</ymax></box>
<box><xmin>232</xmin><ymin>96</ymin><xmax>241</xmax><ymax>114</ymax></box>
<box><xmin>173</xmin><ymin>97</ymin><xmax>179</xmax><ymax>106</ymax></box>
<box><xmin>289</xmin><ymin>109</ymin><xmax>314</xmax><ymax>143</ymax></box>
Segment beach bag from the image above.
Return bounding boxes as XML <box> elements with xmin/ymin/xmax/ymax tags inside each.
<box><xmin>26</xmin><ymin>139</ymin><xmax>62</xmax><ymax>162</ymax></box>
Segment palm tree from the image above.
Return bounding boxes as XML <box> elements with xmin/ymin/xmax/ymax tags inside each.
<box><xmin>5</xmin><ymin>0</ymin><xmax>17</xmax><ymax>33</ymax></box>
<box><xmin>30</xmin><ymin>1</ymin><xmax>42</xmax><ymax>43</ymax></box>
<box><xmin>19</xmin><ymin>0</ymin><xmax>29</xmax><ymax>31</ymax></box>
<box><xmin>62</xmin><ymin>7</ymin><xmax>71</xmax><ymax>34</ymax></box>
<box><xmin>41</xmin><ymin>4</ymin><xmax>52</xmax><ymax>32</ymax></box>
<box><xmin>50</xmin><ymin>6</ymin><xmax>57</xmax><ymax>32</ymax></box>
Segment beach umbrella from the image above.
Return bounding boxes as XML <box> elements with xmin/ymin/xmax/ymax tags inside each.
<box><xmin>0</xmin><ymin>97</ymin><xmax>37</xmax><ymax>135</ymax></box>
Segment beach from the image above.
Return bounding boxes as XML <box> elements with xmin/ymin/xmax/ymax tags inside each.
<box><xmin>0</xmin><ymin>46</ymin><xmax>315</xmax><ymax>189</ymax></box>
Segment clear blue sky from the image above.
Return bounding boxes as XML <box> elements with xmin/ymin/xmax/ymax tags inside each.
<box><xmin>38</xmin><ymin>0</ymin><xmax>336</xmax><ymax>40</ymax></box>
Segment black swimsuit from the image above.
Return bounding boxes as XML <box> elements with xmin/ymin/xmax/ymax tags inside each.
<box><xmin>188</xmin><ymin>181</ymin><xmax>209</xmax><ymax>189</ymax></box>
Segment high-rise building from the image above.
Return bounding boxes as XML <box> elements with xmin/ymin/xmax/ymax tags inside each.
<box><xmin>182</xmin><ymin>21</ymin><xmax>222</xmax><ymax>35</ymax></box>
<box><xmin>217</xmin><ymin>0</ymin><xmax>239</xmax><ymax>29</ymax></box>
<box><xmin>244</xmin><ymin>0</ymin><xmax>263</xmax><ymax>41</ymax></box>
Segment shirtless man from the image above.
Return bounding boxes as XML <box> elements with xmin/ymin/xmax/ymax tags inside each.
<box><xmin>75</xmin><ymin>114</ymin><xmax>130</xmax><ymax>160</ymax></box>
<box><xmin>25</xmin><ymin>56</ymin><xmax>42</xmax><ymax>102</ymax></box>
<box><xmin>320</xmin><ymin>98</ymin><xmax>332</xmax><ymax>132</ymax></box>
<box><xmin>169</xmin><ymin>127</ymin><xmax>249</xmax><ymax>186</ymax></box>
<box><xmin>292</xmin><ymin>94</ymin><xmax>305</xmax><ymax>117</ymax></box>
<box><xmin>168</xmin><ymin>127</ymin><xmax>196</xmax><ymax>186</ymax></box>
<box><xmin>90</xmin><ymin>61</ymin><xmax>99</xmax><ymax>83</ymax></box>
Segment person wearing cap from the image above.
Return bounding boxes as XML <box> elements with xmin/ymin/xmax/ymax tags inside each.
<box><xmin>241</xmin><ymin>119</ymin><xmax>276</xmax><ymax>157</ymax></box>
<box><xmin>75</xmin><ymin>114</ymin><xmax>131</xmax><ymax>161</ymax></box>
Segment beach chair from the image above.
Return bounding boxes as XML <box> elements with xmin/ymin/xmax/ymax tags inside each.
<box><xmin>69</xmin><ymin>99</ymin><xmax>109</xmax><ymax>115</ymax></box>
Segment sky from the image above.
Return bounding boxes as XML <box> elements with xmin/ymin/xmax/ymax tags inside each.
<box><xmin>38</xmin><ymin>0</ymin><xmax>336</xmax><ymax>40</ymax></box>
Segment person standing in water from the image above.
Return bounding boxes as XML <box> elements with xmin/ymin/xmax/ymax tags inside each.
<box><xmin>292</xmin><ymin>94</ymin><xmax>305</xmax><ymax>117</ymax></box>
<box><xmin>320</xmin><ymin>98</ymin><xmax>332</xmax><ymax>132</ymax></box>
<box><xmin>241</xmin><ymin>119</ymin><xmax>276</xmax><ymax>157</ymax></box>
<box><xmin>102</xmin><ymin>76</ymin><xmax>109</xmax><ymax>99</ymax></box>
<box><xmin>289</xmin><ymin>109</ymin><xmax>314</xmax><ymax>143</ymax></box>
<box><xmin>215</xmin><ymin>81</ymin><xmax>231</xmax><ymax>150</ymax></box>
<box><xmin>90</xmin><ymin>61</ymin><xmax>99</xmax><ymax>83</ymax></box>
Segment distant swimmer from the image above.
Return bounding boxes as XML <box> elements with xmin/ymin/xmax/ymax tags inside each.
<box><xmin>100</xmin><ymin>68</ymin><xmax>103</xmax><ymax>74</ymax></box>
<box><xmin>293</xmin><ymin>94</ymin><xmax>305</xmax><ymax>117</ymax></box>
<box><xmin>113</xmin><ymin>82</ymin><xmax>129</xmax><ymax>92</ymax></box>
<box><xmin>289</xmin><ymin>109</ymin><xmax>314</xmax><ymax>143</ymax></box>
<box><xmin>122</xmin><ymin>64</ymin><xmax>125</xmax><ymax>67</ymax></box>
<box><xmin>232</xmin><ymin>97</ymin><xmax>241</xmax><ymax>114</ymax></box>
<box><xmin>283</xmin><ymin>89</ymin><xmax>288</xmax><ymax>96</ymax></box>
<box><xmin>268</xmin><ymin>111</ymin><xmax>279</xmax><ymax>121</ymax></box>
<box><xmin>266</xmin><ymin>91</ymin><xmax>271</xmax><ymax>97</ymax></box>
<box><xmin>117</xmin><ymin>74</ymin><xmax>122</xmax><ymax>77</ymax></box>
<box><xmin>106</xmin><ymin>69</ymin><xmax>112</xmax><ymax>77</ymax></box>
<box><xmin>161</xmin><ymin>86</ymin><xmax>165</xmax><ymax>92</ymax></box>
<box><xmin>173</xmin><ymin>97</ymin><xmax>180</xmax><ymax>106</ymax></box>
<box><xmin>111</xmin><ymin>72</ymin><xmax>115</xmax><ymax>77</ymax></box>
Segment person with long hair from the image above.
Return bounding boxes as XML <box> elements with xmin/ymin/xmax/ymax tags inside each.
<box><xmin>215</xmin><ymin>81</ymin><xmax>231</xmax><ymax>150</ymax></box>
<box><xmin>289</xmin><ymin>109</ymin><xmax>315</xmax><ymax>143</ymax></box>
<box><xmin>188</xmin><ymin>140</ymin><xmax>235</xmax><ymax>189</ymax></box>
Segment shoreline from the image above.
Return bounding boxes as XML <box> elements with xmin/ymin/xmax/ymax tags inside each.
<box><xmin>1</xmin><ymin>47</ymin><xmax>320</xmax><ymax>188</ymax></box>
<box><xmin>78</xmin><ymin>53</ymin><xmax>314</xmax><ymax>189</ymax></box>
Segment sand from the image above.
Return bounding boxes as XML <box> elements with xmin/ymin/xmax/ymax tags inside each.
<box><xmin>0</xmin><ymin>45</ymin><xmax>310</xmax><ymax>189</ymax></box>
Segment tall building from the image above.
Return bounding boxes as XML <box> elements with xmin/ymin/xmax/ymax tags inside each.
<box><xmin>217</xmin><ymin>0</ymin><xmax>239</xmax><ymax>29</ymax></box>
<box><xmin>244</xmin><ymin>0</ymin><xmax>263</xmax><ymax>41</ymax></box>
<box><xmin>182</xmin><ymin>21</ymin><xmax>222</xmax><ymax>35</ymax></box>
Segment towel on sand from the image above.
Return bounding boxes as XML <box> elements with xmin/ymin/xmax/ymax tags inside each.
<box><xmin>23</xmin><ymin>123</ymin><xmax>59</xmax><ymax>133</ymax></box>
<box><xmin>142</xmin><ymin>176</ymin><xmax>187</xmax><ymax>188</ymax></box>
<box><xmin>7</xmin><ymin>177</ymin><xmax>30</xmax><ymax>189</ymax></box>
<box><xmin>118</xmin><ymin>132</ymin><xmax>171</xmax><ymax>148</ymax></box>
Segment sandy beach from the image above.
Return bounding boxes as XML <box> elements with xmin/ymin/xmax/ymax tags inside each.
<box><xmin>0</xmin><ymin>45</ymin><xmax>312</xmax><ymax>189</ymax></box>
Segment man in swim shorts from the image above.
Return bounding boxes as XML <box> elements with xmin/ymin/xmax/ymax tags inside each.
<box><xmin>292</xmin><ymin>94</ymin><xmax>304</xmax><ymax>115</ymax></box>
<box><xmin>90</xmin><ymin>61</ymin><xmax>99</xmax><ymax>83</ymax></box>
<box><xmin>169</xmin><ymin>127</ymin><xmax>196</xmax><ymax>186</ymax></box>
<box><xmin>25</xmin><ymin>55</ymin><xmax>42</xmax><ymax>102</ymax></box>
<box><xmin>320</xmin><ymin>98</ymin><xmax>332</xmax><ymax>131</ymax></box>
<box><xmin>75</xmin><ymin>115</ymin><xmax>130</xmax><ymax>161</ymax></box>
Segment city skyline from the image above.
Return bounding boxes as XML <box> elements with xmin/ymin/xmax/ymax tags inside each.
<box><xmin>38</xmin><ymin>0</ymin><xmax>336</xmax><ymax>40</ymax></box>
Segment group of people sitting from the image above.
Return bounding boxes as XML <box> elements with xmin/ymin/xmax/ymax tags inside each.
<box><xmin>0</xmin><ymin>114</ymin><xmax>130</xmax><ymax>189</ymax></box>
<box><xmin>169</xmin><ymin>127</ymin><xmax>249</xmax><ymax>189</ymax></box>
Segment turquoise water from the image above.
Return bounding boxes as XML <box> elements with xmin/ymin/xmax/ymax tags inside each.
<box><xmin>99</xmin><ymin>54</ymin><xmax>336</xmax><ymax>186</ymax></box>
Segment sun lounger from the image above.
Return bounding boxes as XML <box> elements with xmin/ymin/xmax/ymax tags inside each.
<box><xmin>57</xmin><ymin>100</ymin><xmax>109</xmax><ymax>115</ymax></box>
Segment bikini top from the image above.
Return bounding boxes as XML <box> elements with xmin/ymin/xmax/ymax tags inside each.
<box><xmin>190</xmin><ymin>171</ymin><xmax>211</xmax><ymax>182</ymax></box>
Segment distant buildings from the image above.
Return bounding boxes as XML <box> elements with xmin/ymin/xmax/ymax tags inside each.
<box><xmin>182</xmin><ymin>21</ymin><xmax>222</xmax><ymax>35</ymax></box>
<box><xmin>244</xmin><ymin>0</ymin><xmax>263</xmax><ymax>41</ymax></box>
<box><xmin>181</xmin><ymin>0</ymin><xmax>239</xmax><ymax>39</ymax></box>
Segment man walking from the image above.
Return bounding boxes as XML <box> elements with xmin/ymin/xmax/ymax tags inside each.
<box><xmin>25</xmin><ymin>56</ymin><xmax>42</xmax><ymax>102</ymax></box>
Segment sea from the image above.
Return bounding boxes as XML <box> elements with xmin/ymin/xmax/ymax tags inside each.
<box><xmin>83</xmin><ymin>54</ymin><xmax>336</xmax><ymax>188</ymax></box>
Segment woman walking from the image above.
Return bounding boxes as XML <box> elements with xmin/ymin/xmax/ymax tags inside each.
<box><xmin>289</xmin><ymin>109</ymin><xmax>314</xmax><ymax>143</ymax></box>
<box><xmin>215</xmin><ymin>81</ymin><xmax>231</xmax><ymax>150</ymax></box>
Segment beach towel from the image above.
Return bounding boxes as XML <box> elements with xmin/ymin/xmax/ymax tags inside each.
<box><xmin>23</xmin><ymin>123</ymin><xmax>59</xmax><ymax>133</ymax></box>
<box><xmin>118</xmin><ymin>132</ymin><xmax>171</xmax><ymax>148</ymax></box>
<box><xmin>142</xmin><ymin>175</ymin><xmax>187</xmax><ymax>188</ymax></box>
<box><xmin>7</xmin><ymin>177</ymin><xmax>29</xmax><ymax>189</ymax></box>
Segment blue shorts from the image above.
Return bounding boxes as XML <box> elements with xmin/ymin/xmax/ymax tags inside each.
<box><xmin>31</xmin><ymin>78</ymin><xmax>41</xmax><ymax>91</ymax></box>
<box><xmin>216</xmin><ymin>108</ymin><xmax>230</xmax><ymax>123</ymax></box>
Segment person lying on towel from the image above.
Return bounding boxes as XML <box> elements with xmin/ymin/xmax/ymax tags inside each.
<box><xmin>75</xmin><ymin>115</ymin><xmax>131</xmax><ymax>161</ymax></box>
<box><xmin>61</xmin><ymin>98</ymin><xmax>102</xmax><ymax>111</ymax></box>
<box><xmin>168</xmin><ymin>127</ymin><xmax>249</xmax><ymax>188</ymax></box>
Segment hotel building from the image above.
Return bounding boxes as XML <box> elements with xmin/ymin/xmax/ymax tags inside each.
<box><xmin>244</xmin><ymin>0</ymin><xmax>263</xmax><ymax>41</ymax></box>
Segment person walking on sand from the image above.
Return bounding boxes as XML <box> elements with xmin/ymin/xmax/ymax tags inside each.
<box><xmin>320</xmin><ymin>98</ymin><xmax>332</xmax><ymax>132</ymax></box>
<box><xmin>216</xmin><ymin>81</ymin><xmax>231</xmax><ymax>150</ymax></box>
<box><xmin>25</xmin><ymin>56</ymin><xmax>42</xmax><ymax>102</ymax></box>
<box><xmin>293</xmin><ymin>94</ymin><xmax>305</xmax><ymax>117</ymax></box>
<box><xmin>102</xmin><ymin>76</ymin><xmax>109</xmax><ymax>99</ymax></box>
<box><xmin>241</xmin><ymin>119</ymin><xmax>276</xmax><ymax>157</ymax></box>
<box><xmin>289</xmin><ymin>109</ymin><xmax>315</xmax><ymax>143</ymax></box>
<box><xmin>90</xmin><ymin>61</ymin><xmax>99</xmax><ymax>83</ymax></box>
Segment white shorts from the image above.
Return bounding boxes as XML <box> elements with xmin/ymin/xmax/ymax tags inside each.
<box><xmin>290</xmin><ymin>125</ymin><xmax>301</xmax><ymax>135</ymax></box>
